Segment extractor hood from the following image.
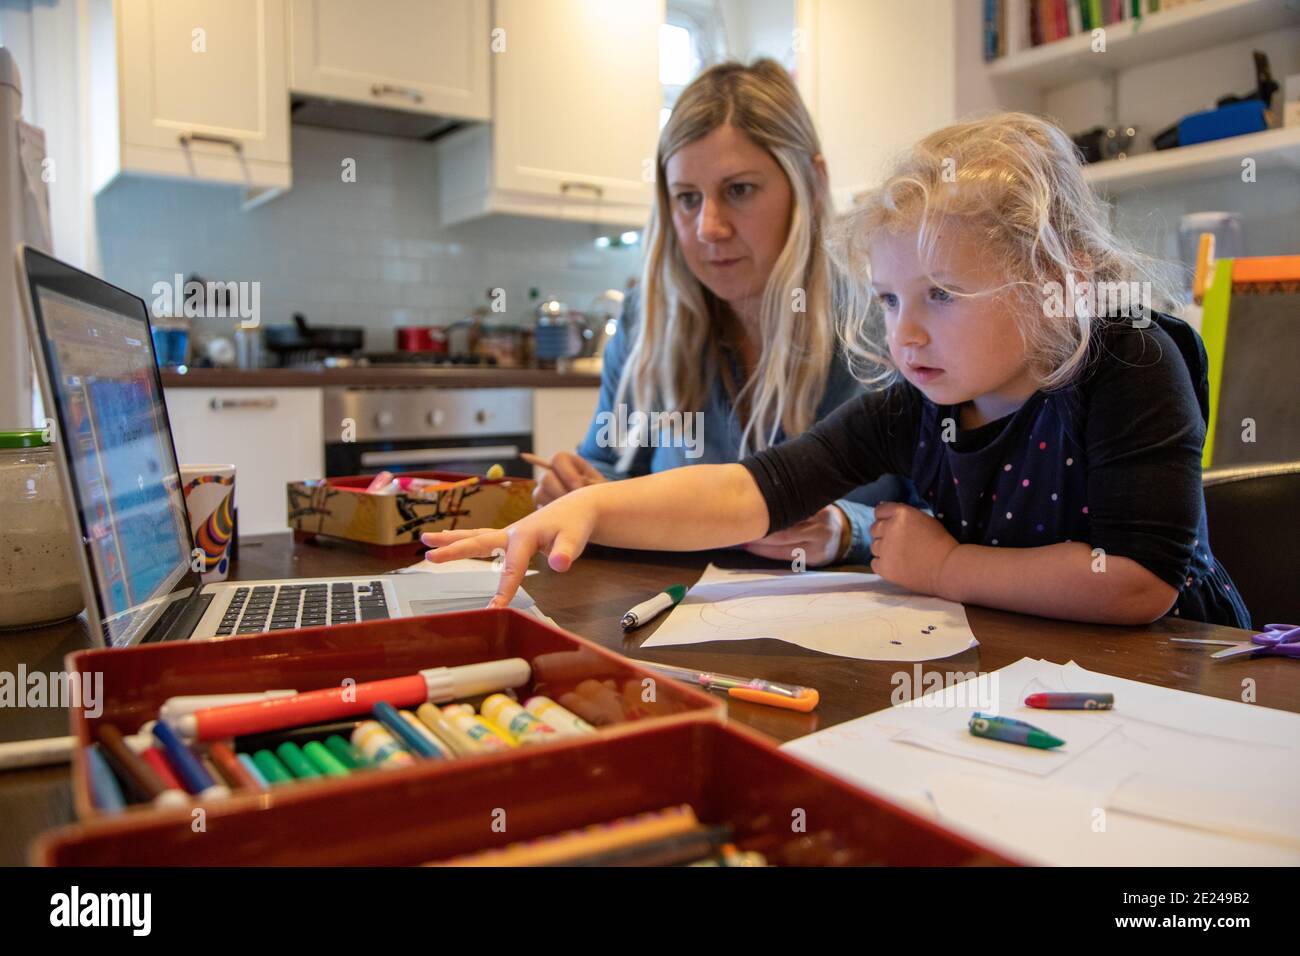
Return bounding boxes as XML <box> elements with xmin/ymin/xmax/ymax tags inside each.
<box><xmin>291</xmin><ymin>94</ymin><xmax>470</xmax><ymax>141</ymax></box>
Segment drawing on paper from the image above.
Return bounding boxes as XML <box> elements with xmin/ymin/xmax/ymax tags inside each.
<box><xmin>639</xmin><ymin>564</ymin><xmax>978</xmax><ymax>662</ymax></box>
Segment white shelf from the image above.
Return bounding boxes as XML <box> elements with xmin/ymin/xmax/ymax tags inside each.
<box><xmin>988</xmin><ymin>0</ymin><xmax>1300</xmax><ymax>90</ymax></box>
<box><xmin>1083</xmin><ymin>125</ymin><xmax>1300</xmax><ymax>192</ymax></box>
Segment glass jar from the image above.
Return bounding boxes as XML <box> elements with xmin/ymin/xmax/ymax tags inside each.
<box><xmin>0</xmin><ymin>430</ymin><xmax>84</xmax><ymax>629</ymax></box>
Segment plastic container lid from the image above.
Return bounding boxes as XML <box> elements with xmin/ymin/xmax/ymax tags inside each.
<box><xmin>0</xmin><ymin>429</ymin><xmax>49</xmax><ymax>449</ymax></box>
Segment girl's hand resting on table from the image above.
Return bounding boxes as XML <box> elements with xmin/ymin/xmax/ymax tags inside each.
<box><xmin>742</xmin><ymin>504</ymin><xmax>849</xmax><ymax>567</ymax></box>
<box><xmin>532</xmin><ymin>452</ymin><xmax>606</xmax><ymax>507</ymax></box>
<box><xmin>867</xmin><ymin>501</ymin><xmax>961</xmax><ymax>598</ymax></box>
<box><xmin>422</xmin><ymin>492</ymin><xmax>598</xmax><ymax>609</ymax></box>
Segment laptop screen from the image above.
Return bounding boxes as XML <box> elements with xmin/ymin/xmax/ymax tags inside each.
<box><xmin>24</xmin><ymin>252</ymin><xmax>196</xmax><ymax>646</ymax></box>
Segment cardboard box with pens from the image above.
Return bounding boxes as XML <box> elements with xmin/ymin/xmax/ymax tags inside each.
<box><xmin>287</xmin><ymin>470</ymin><xmax>535</xmax><ymax>548</ymax></box>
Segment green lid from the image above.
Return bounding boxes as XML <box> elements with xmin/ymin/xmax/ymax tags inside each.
<box><xmin>0</xmin><ymin>429</ymin><xmax>49</xmax><ymax>449</ymax></box>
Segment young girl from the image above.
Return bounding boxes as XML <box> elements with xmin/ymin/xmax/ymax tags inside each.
<box><xmin>423</xmin><ymin>113</ymin><xmax>1249</xmax><ymax>629</ymax></box>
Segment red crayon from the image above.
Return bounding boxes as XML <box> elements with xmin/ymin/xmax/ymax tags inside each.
<box><xmin>1024</xmin><ymin>692</ymin><xmax>1114</xmax><ymax>710</ymax></box>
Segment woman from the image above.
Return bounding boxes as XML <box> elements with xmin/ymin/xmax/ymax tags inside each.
<box><xmin>532</xmin><ymin>58</ymin><xmax>913</xmax><ymax>566</ymax></box>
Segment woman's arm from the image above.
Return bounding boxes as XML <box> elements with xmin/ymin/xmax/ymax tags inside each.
<box><xmin>574</xmin><ymin>293</ymin><xmax>654</xmax><ymax>481</ymax></box>
<box><xmin>833</xmin><ymin>499</ymin><xmax>878</xmax><ymax>564</ymax></box>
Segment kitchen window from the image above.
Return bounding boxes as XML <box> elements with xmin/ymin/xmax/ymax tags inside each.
<box><xmin>661</xmin><ymin>2</ymin><xmax>726</xmax><ymax>128</ymax></box>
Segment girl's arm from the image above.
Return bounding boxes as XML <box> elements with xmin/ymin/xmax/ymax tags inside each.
<box><xmin>577</xmin><ymin>463</ymin><xmax>770</xmax><ymax>549</ymax></box>
<box><xmin>424</xmin><ymin>463</ymin><xmax>770</xmax><ymax>607</ymax></box>
<box><xmin>939</xmin><ymin>541</ymin><xmax>1178</xmax><ymax>625</ymax></box>
<box><xmin>870</xmin><ymin>499</ymin><xmax>1179</xmax><ymax>626</ymax></box>
<box><xmin>429</xmin><ymin>388</ymin><xmax>915</xmax><ymax>608</ymax></box>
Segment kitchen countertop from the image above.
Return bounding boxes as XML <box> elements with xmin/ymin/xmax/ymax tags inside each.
<box><xmin>160</xmin><ymin>366</ymin><xmax>602</xmax><ymax>389</ymax></box>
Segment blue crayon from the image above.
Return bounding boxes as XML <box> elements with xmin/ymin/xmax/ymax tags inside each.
<box><xmin>237</xmin><ymin>752</ymin><xmax>269</xmax><ymax>789</ymax></box>
<box><xmin>372</xmin><ymin>701</ymin><xmax>444</xmax><ymax>759</ymax></box>
<box><xmin>86</xmin><ymin>744</ymin><xmax>126</xmax><ymax>814</ymax></box>
<box><xmin>152</xmin><ymin>720</ymin><xmax>229</xmax><ymax>797</ymax></box>
<box><xmin>969</xmin><ymin>712</ymin><xmax>1065</xmax><ymax>750</ymax></box>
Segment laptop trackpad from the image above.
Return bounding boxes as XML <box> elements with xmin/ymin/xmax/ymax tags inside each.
<box><xmin>407</xmin><ymin>593</ymin><xmax>534</xmax><ymax>615</ymax></box>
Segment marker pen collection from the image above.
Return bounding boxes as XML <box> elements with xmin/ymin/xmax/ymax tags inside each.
<box><xmin>83</xmin><ymin>659</ymin><xmax>600</xmax><ymax>815</ymax></box>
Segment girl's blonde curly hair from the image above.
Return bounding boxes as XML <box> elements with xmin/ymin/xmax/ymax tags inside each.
<box><xmin>832</xmin><ymin>112</ymin><xmax>1181</xmax><ymax>390</ymax></box>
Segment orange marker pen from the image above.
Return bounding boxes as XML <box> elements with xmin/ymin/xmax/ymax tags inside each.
<box><xmin>640</xmin><ymin>662</ymin><xmax>819</xmax><ymax>712</ymax></box>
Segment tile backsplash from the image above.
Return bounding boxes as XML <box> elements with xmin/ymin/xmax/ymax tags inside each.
<box><xmin>95</xmin><ymin>125</ymin><xmax>643</xmax><ymax>351</ymax></box>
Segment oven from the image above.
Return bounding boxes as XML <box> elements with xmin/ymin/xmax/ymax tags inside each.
<box><xmin>322</xmin><ymin>387</ymin><xmax>533</xmax><ymax>478</ymax></box>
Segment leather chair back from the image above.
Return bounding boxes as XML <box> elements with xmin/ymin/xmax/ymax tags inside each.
<box><xmin>1203</xmin><ymin>462</ymin><xmax>1300</xmax><ymax>628</ymax></box>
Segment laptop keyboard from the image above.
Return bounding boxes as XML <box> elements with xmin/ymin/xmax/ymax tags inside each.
<box><xmin>214</xmin><ymin>580</ymin><xmax>390</xmax><ymax>636</ymax></box>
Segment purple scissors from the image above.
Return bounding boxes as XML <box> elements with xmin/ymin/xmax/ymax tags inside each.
<box><xmin>1172</xmin><ymin>623</ymin><xmax>1300</xmax><ymax>661</ymax></box>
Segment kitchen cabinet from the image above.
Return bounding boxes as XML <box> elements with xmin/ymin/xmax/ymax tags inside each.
<box><xmin>93</xmin><ymin>0</ymin><xmax>291</xmax><ymax>199</ymax></box>
<box><xmin>794</xmin><ymin>0</ymin><xmax>955</xmax><ymax>210</ymax></box>
<box><xmin>288</xmin><ymin>0</ymin><xmax>489</xmax><ymax>121</ymax></box>
<box><xmin>164</xmin><ymin>387</ymin><xmax>323</xmax><ymax>537</ymax></box>
<box><xmin>531</xmin><ymin>387</ymin><xmax>600</xmax><ymax>474</ymax></box>
<box><xmin>437</xmin><ymin>0</ymin><xmax>662</xmax><ymax>228</ymax></box>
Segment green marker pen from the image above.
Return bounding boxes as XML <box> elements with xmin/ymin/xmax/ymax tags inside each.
<box><xmin>275</xmin><ymin>741</ymin><xmax>320</xmax><ymax>779</ymax></box>
<box><xmin>324</xmin><ymin>734</ymin><xmax>368</xmax><ymax>769</ymax></box>
<box><xmin>302</xmin><ymin>740</ymin><xmax>350</xmax><ymax>777</ymax></box>
<box><xmin>968</xmin><ymin>712</ymin><xmax>1064</xmax><ymax>749</ymax></box>
<box><xmin>621</xmin><ymin>584</ymin><xmax>687</xmax><ymax>630</ymax></box>
<box><xmin>252</xmin><ymin>749</ymin><xmax>294</xmax><ymax>784</ymax></box>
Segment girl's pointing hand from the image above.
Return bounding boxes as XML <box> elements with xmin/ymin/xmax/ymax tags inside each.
<box><xmin>422</xmin><ymin>495</ymin><xmax>598</xmax><ymax>609</ymax></box>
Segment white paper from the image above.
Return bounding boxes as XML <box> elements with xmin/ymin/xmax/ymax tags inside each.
<box><xmin>890</xmin><ymin>706</ymin><xmax>1120</xmax><ymax>777</ymax></box>
<box><xmin>783</xmin><ymin>657</ymin><xmax>1300</xmax><ymax>865</ymax></box>
<box><xmin>925</xmin><ymin>771</ymin><xmax>1298</xmax><ymax>867</ymax></box>
<box><xmin>638</xmin><ymin>564</ymin><xmax>977</xmax><ymax>662</ymax></box>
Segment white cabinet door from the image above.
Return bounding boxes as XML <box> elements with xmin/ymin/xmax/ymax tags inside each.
<box><xmin>289</xmin><ymin>0</ymin><xmax>489</xmax><ymax>120</ymax></box>
<box><xmin>115</xmin><ymin>0</ymin><xmax>291</xmax><ymax>189</ymax></box>
<box><xmin>437</xmin><ymin>0</ymin><xmax>661</xmax><ymax>225</ymax></box>
<box><xmin>493</xmin><ymin>0</ymin><xmax>662</xmax><ymax>207</ymax></box>
<box><xmin>531</xmin><ymin>387</ymin><xmax>600</xmax><ymax>477</ymax></box>
<box><xmin>164</xmin><ymin>388</ymin><xmax>323</xmax><ymax>537</ymax></box>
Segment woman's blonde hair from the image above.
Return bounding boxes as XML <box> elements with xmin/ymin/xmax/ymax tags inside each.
<box><xmin>832</xmin><ymin>111</ymin><xmax>1181</xmax><ymax>390</ymax></box>
<box><xmin>615</xmin><ymin>58</ymin><xmax>844</xmax><ymax>465</ymax></box>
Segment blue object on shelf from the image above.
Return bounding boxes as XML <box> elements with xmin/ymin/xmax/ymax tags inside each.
<box><xmin>151</xmin><ymin>326</ymin><xmax>189</xmax><ymax>368</ymax></box>
<box><xmin>1177</xmin><ymin>100</ymin><xmax>1268</xmax><ymax>148</ymax></box>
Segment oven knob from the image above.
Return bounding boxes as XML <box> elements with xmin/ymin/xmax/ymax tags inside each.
<box><xmin>475</xmin><ymin>409</ymin><xmax>491</xmax><ymax>425</ymax></box>
<box><xmin>427</xmin><ymin>409</ymin><xmax>445</xmax><ymax>427</ymax></box>
<box><xmin>374</xmin><ymin>410</ymin><xmax>394</xmax><ymax>430</ymax></box>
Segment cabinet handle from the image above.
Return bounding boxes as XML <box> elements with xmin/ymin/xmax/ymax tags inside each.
<box><xmin>209</xmin><ymin>397</ymin><xmax>277</xmax><ymax>411</ymax></box>
<box><xmin>360</xmin><ymin>445</ymin><xmax>520</xmax><ymax>467</ymax></box>
<box><xmin>560</xmin><ymin>181</ymin><xmax>604</xmax><ymax>199</ymax></box>
<box><xmin>178</xmin><ymin>132</ymin><xmax>244</xmax><ymax>154</ymax></box>
<box><xmin>370</xmin><ymin>83</ymin><xmax>425</xmax><ymax>104</ymax></box>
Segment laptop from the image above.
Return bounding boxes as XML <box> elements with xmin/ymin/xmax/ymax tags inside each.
<box><xmin>17</xmin><ymin>246</ymin><xmax>531</xmax><ymax>648</ymax></box>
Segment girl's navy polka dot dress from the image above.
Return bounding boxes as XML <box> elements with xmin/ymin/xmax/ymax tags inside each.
<box><xmin>913</xmin><ymin>394</ymin><xmax>1248</xmax><ymax>628</ymax></box>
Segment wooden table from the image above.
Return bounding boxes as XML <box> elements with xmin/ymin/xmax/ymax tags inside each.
<box><xmin>2</xmin><ymin>532</ymin><xmax>1293</xmax><ymax>866</ymax></box>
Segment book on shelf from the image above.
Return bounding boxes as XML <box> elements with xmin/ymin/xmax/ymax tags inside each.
<box><xmin>989</xmin><ymin>0</ymin><xmax>1197</xmax><ymax>59</ymax></box>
